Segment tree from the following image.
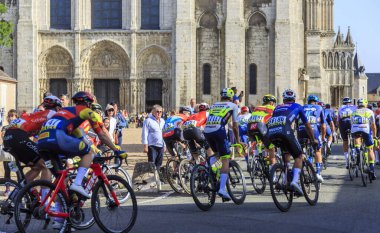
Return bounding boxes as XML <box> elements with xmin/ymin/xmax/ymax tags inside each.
<box><xmin>0</xmin><ymin>3</ymin><xmax>13</xmax><ymax>48</ymax></box>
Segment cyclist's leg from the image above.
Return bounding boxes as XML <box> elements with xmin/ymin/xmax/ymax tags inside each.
<box><xmin>363</xmin><ymin>133</ymin><xmax>376</xmax><ymax>178</ymax></box>
<box><xmin>283</xmin><ymin>134</ymin><xmax>304</xmax><ymax>193</ymax></box>
<box><xmin>164</xmin><ymin>137</ymin><xmax>176</xmax><ymax>157</ymax></box>
<box><xmin>339</xmin><ymin>120</ymin><xmax>350</xmax><ymax>166</ymax></box>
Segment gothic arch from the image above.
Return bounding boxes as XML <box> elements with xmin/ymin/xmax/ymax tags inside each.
<box><xmin>334</xmin><ymin>52</ymin><xmax>340</xmax><ymax>69</ymax></box>
<box><xmin>328</xmin><ymin>52</ymin><xmax>333</xmax><ymax>69</ymax></box>
<box><xmin>38</xmin><ymin>45</ymin><xmax>74</xmax><ymax>101</ymax></box>
<box><xmin>198</xmin><ymin>11</ymin><xmax>219</xmax><ymax>29</ymax></box>
<box><xmin>248</xmin><ymin>11</ymin><xmax>267</xmax><ymax>27</ymax></box>
<box><xmin>322</xmin><ymin>52</ymin><xmax>327</xmax><ymax>69</ymax></box>
<box><xmin>341</xmin><ymin>52</ymin><xmax>346</xmax><ymax>69</ymax></box>
<box><xmin>136</xmin><ymin>45</ymin><xmax>171</xmax><ymax>112</ymax></box>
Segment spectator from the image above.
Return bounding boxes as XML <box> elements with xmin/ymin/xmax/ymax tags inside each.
<box><xmin>111</xmin><ymin>102</ymin><xmax>127</xmax><ymax>146</ymax></box>
<box><xmin>231</xmin><ymin>87</ymin><xmax>244</xmax><ymax>106</ymax></box>
<box><xmin>189</xmin><ymin>98</ymin><xmax>196</xmax><ymax>114</ymax></box>
<box><xmin>59</xmin><ymin>94</ymin><xmax>70</xmax><ymax>107</ymax></box>
<box><xmin>141</xmin><ymin>105</ymin><xmax>165</xmax><ymax>170</ymax></box>
<box><xmin>104</xmin><ymin>104</ymin><xmax>118</xmax><ymax>143</ymax></box>
<box><xmin>1</xmin><ymin>109</ymin><xmax>18</xmax><ymax>196</ymax></box>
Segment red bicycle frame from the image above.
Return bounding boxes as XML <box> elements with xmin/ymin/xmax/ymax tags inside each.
<box><xmin>40</xmin><ymin>162</ymin><xmax>120</xmax><ymax>219</ymax></box>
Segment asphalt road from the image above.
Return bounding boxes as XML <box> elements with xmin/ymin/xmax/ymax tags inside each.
<box><xmin>2</xmin><ymin>143</ymin><xmax>380</xmax><ymax>233</ymax></box>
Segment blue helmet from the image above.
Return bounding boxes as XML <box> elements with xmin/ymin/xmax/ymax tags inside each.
<box><xmin>307</xmin><ymin>95</ymin><xmax>319</xmax><ymax>103</ymax></box>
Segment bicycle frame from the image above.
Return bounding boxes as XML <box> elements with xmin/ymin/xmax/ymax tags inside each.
<box><xmin>41</xmin><ymin>162</ymin><xmax>120</xmax><ymax>219</ymax></box>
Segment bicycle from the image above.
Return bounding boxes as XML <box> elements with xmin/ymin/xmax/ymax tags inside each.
<box><xmin>190</xmin><ymin>144</ymin><xmax>246</xmax><ymax>211</ymax></box>
<box><xmin>346</xmin><ymin>129</ymin><xmax>357</xmax><ymax>181</ymax></box>
<box><xmin>352</xmin><ymin>132</ymin><xmax>373</xmax><ymax>187</ymax></box>
<box><xmin>101</xmin><ymin>149</ymin><xmax>133</xmax><ymax>189</ymax></box>
<box><xmin>269</xmin><ymin>139</ymin><xmax>319</xmax><ymax>212</ymax></box>
<box><xmin>165</xmin><ymin>141</ymin><xmax>190</xmax><ymax>193</ymax></box>
<box><xmin>13</xmin><ymin>153</ymin><xmax>137</xmax><ymax>233</ymax></box>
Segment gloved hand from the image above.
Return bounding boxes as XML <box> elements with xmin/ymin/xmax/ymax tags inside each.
<box><xmin>114</xmin><ymin>145</ymin><xmax>121</xmax><ymax>151</ymax></box>
<box><xmin>115</xmin><ymin>150</ymin><xmax>128</xmax><ymax>159</ymax></box>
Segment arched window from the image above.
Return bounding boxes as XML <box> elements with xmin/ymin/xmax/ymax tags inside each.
<box><xmin>50</xmin><ymin>0</ymin><xmax>71</xmax><ymax>29</ymax></box>
<box><xmin>141</xmin><ymin>0</ymin><xmax>160</xmax><ymax>29</ymax></box>
<box><xmin>203</xmin><ymin>64</ymin><xmax>211</xmax><ymax>94</ymax></box>
<box><xmin>92</xmin><ymin>0</ymin><xmax>122</xmax><ymax>29</ymax></box>
<box><xmin>249</xmin><ymin>64</ymin><xmax>257</xmax><ymax>95</ymax></box>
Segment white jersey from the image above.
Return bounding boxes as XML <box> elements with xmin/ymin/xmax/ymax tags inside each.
<box><xmin>204</xmin><ymin>101</ymin><xmax>239</xmax><ymax>134</ymax></box>
<box><xmin>351</xmin><ymin>108</ymin><xmax>374</xmax><ymax>134</ymax></box>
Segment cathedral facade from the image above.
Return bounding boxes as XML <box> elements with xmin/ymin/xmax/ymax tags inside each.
<box><xmin>0</xmin><ymin>0</ymin><xmax>367</xmax><ymax>113</ymax></box>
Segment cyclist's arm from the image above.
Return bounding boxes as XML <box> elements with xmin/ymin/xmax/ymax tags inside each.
<box><xmin>370</xmin><ymin>114</ymin><xmax>376</xmax><ymax>138</ymax></box>
<box><xmin>231</xmin><ymin>104</ymin><xmax>241</xmax><ymax>144</ymax></box>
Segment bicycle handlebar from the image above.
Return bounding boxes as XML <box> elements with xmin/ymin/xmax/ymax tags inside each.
<box><xmin>230</xmin><ymin>143</ymin><xmax>244</xmax><ymax>154</ymax></box>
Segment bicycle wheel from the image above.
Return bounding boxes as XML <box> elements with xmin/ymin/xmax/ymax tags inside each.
<box><xmin>348</xmin><ymin>154</ymin><xmax>355</xmax><ymax>181</ymax></box>
<box><xmin>92</xmin><ymin>175</ymin><xmax>137</xmax><ymax>233</ymax></box>
<box><xmin>0</xmin><ymin>178</ymin><xmax>21</xmax><ymax>233</ymax></box>
<box><xmin>300</xmin><ymin>160</ymin><xmax>319</xmax><ymax>206</ymax></box>
<box><xmin>359</xmin><ymin>152</ymin><xmax>367</xmax><ymax>187</ymax></box>
<box><xmin>269</xmin><ymin>163</ymin><xmax>293</xmax><ymax>212</ymax></box>
<box><xmin>166</xmin><ymin>158</ymin><xmax>183</xmax><ymax>193</ymax></box>
<box><xmin>178</xmin><ymin>159</ymin><xmax>193</xmax><ymax>195</ymax></box>
<box><xmin>249</xmin><ymin>158</ymin><xmax>266</xmax><ymax>194</ymax></box>
<box><xmin>14</xmin><ymin>180</ymin><xmax>69</xmax><ymax>233</ymax></box>
<box><xmin>103</xmin><ymin>166</ymin><xmax>132</xmax><ymax>202</ymax></box>
<box><xmin>190</xmin><ymin>165</ymin><xmax>216</xmax><ymax>211</ymax></box>
<box><xmin>227</xmin><ymin>160</ymin><xmax>246</xmax><ymax>205</ymax></box>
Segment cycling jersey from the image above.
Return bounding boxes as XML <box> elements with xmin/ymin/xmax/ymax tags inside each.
<box><xmin>237</xmin><ymin>113</ymin><xmax>251</xmax><ymax>135</ymax></box>
<box><xmin>183</xmin><ymin>111</ymin><xmax>208</xmax><ymax>130</ymax></box>
<box><xmin>267</xmin><ymin>102</ymin><xmax>308</xmax><ymax>158</ymax></box>
<box><xmin>38</xmin><ymin>106</ymin><xmax>103</xmax><ymax>157</ymax></box>
<box><xmin>204</xmin><ymin>101</ymin><xmax>239</xmax><ymax>157</ymax></box>
<box><xmin>298</xmin><ymin>104</ymin><xmax>325</xmax><ymax>128</ymax></box>
<box><xmin>324</xmin><ymin>108</ymin><xmax>333</xmax><ymax>136</ymax></box>
<box><xmin>162</xmin><ymin>114</ymin><xmax>188</xmax><ymax>138</ymax></box>
<box><xmin>338</xmin><ymin>104</ymin><xmax>357</xmax><ymax>140</ymax></box>
<box><xmin>204</xmin><ymin>102</ymin><xmax>239</xmax><ymax>134</ymax></box>
<box><xmin>248</xmin><ymin>105</ymin><xmax>275</xmax><ymax>124</ymax></box>
<box><xmin>351</xmin><ymin>108</ymin><xmax>374</xmax><ymax>135</ymax></box>
<box><xmin>9</xmin><ymin>110</ymin><xmax>56</xmax><ymax>136</ymax></box>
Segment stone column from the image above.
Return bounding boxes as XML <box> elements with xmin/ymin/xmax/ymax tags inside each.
<box><xmin>224</xmin><ymin>0</ymin><xmax>245</xmax><ymax>89</ymax></box>
<box><xmin>73</xmin><ymin>0</ymin><xmax>82</xmax><ymax>93</ymax></box>
<box><xmin>17</xmin><ymin>1</ymin><xmax>38</xmax><ymax>111</ymax></box>
<box><xmin>174</xmin><ymin>0</ymin><xmax>196</xmax><ymax>107</ymax></box>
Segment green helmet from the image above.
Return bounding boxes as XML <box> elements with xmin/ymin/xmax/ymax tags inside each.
<box><xmin>220</xmin><ymin>88</ymin><xmax>234</xmax><ymax>99</ymax></box>
<box><xmin>91</xmin><ymin>103</ymin><xmax>102</xmax><ymax>111</ymax></box>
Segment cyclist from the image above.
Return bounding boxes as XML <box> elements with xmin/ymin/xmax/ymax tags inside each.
<box><xmin>337</xmin><ymin>97</ymin><xmax>357</xmax><ymax>168</ymax></box>
<box><xmin>237</xmin><ymin>106</ymin><xmax>251</xmax><ymax>164</ymax></box>
<box><xmin>322</xmin><ymin>103</ymin><xmax>336</xmax><ymax>155</ymax></box>
<box><xmin>266</xmin><ymin>89</ymin><xmax>318</xmax><ymax>194</ymax></box>
<box><xmin>351</xmin><ymin>98</ymin><xmax>377</xmax><ymax>180</ymax></box>
<box><xmin>183</xmin><ymin>103</ymin><xmax>212</xmax><ymax>160</ymax></box>
<box><xmin>162</xmin><ymin>106</ymin><xmax>191</xmax><ymax>158</ymax></box>
<box><xmin>204</xmin><ymin>88</ymin><xmax>243</xmax><ymax>200</ymax></box>
<box><xmin>91</xmin><ymin>103</ymin><xmax>104</xmax><ymax>118</ymax></box>
<box><xmin>37</xmin><ymin>91</ymin><xmax>127</xmax><ymax>199</ymax></box>
<box><xmin>3</xmin><ymin>96</ymin><xmax>62</xmax><ymax>183</ymax></box>
<box><xmin>298</xmin><ymin>95</ymin><xmax>326</xmax><ymax>182</ymax></box>
<box><xmin>247</xmin><ymin>94</ymin><xmax>276</xmax><ymax>170</ymax></box>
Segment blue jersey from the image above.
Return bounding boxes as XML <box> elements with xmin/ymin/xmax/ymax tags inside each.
<box><xmin>338</xmin><ymin>105</ymin><xmax>357</xmax><ymax>121</ymax></box>
<box><xmin>268</xmin><ymin>102</ymin><xmax>308</xmax><ymax>134</ymax></box>
<box><xmin>162</xmin><ymin>115</ymin><xmax>183</xmax><ymax>138</ymax></box>
<box><xmin>298</xmin><ymin>104</ymin><xmax>325</xmax><ymax>133</ymax></box>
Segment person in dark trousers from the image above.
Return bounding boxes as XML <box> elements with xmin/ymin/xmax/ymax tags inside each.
<box><xmin>111</xmin><ymin>102</ymin><xmax>127</xmax><ymax>146</ymax></box>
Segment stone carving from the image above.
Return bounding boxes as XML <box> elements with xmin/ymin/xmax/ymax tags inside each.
<box><xmin>322</xmin><ymin>52</ymin><xmax>327</xmax><ymax>69</ymax></box>
<box><xmin>45</xmin><ymin>46</ymin><xmax>73</xmax><ymax>75</ymax></box>
<box><xmin>341</xmin><ymin>55</ymin><xmax>346</xmax><ymax>70</ymax></box>
<box><xmin>347</xmin><ymin>56</ymin><xmax>352</xmax><ymax>69</ymax></box>
<box><xmin>334</xmin><ymin>52</ymin><xmax>339</xmax><ymax>69</ymax></box>
<box><xmin>328</xmin><ymin>52</ymin><xmax>333</xmax><ymax>69</ymax></box>
<box><xmin>245</xmin><ymin>0</ymin><xmax>272</xmax><ymax>9</ymax></box>
<box><xmin>196</xmin><ymin>0</ymin><xmax>217</xmax><ymax>11</ymax></box>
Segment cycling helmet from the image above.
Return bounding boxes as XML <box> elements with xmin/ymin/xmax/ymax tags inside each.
<box><xmin>317</xmin><ymin>101</ymin><xmax>325</xmax><ymax>107</ymax></box>
<box><xmin>357</xmin><ymin>98</ymin><xmax>368</xmax><ymax>107</ymax></box>
<box><xmin>307</xmin><ymin>95</ymin><xmax>319</xmax><ymax>103</ymax></box>
<box><xmin>198</xmin><ymin>103</ymin><xmax>209</xmax><ymax>112</ymax></box>
<box><xmin>325</xmin><ymin>104</ymin><xmax>331</xmax><ymax>109</ymax></box>
<box><xmin>342</xmin><ymin>97</ymin><xmax>352</xmax><ymax>104</ymax></box>
<box><xmin>72</xmin><ymin>91</ymin><xmax>95</xmax><ymax>107</ymax></box>
<box><xmin>373</xmin><ymin>103</ymin><xmax>378</xmax><ymax>108</ymax></box>
<box><xmin>179</xmin><ymin>106</ymin><xmax>191</xmax><ymax>114</ymax></box>
<box><xmin>263</xmin><ymin>94</ymin><xmax>277</xmax><ymax>104</ymax></box>
<box><xmin>220</xmin><ymin>88</ymin><xmax>234</xmax><ymax>99</ymax></box>
<box><xmin>91</xmin><ymin>103</ymin><xmax>102</xmax><ymax>111</ymax></box>
<box><xmin>43</xmin><ymin>96</ymin><xmax>62</xmax><ymax>109</ymax></box>
<box><xmin>241</xmin><ymin>106</ymin><xmax>249</xmax><ymax>113</ymax></box>
<box><xmin>282</xmin><ymin>89</ymin><xmax>296</xmax><ymax>101</ymax></box>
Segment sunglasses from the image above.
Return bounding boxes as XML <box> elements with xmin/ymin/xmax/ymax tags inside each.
<box><xmin>108</xmin><ymin>109</ymin><xmax>114</xmax><ymax>112</ymax></box>
<box><xmin>155</xmin><ymin>111</ymin><xmax>163</xmax><ymax>113</ymax></box>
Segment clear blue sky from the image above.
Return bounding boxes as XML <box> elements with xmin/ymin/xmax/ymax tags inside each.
<box><xmin>334</xmin><ymin>0</ymin><xmax>380</xmax><ymax>73</ymax></box>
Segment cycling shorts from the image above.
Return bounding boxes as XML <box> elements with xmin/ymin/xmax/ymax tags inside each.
<box><xmin>297</xmin><ymin>126</ymin><xmax>322</xmax><ymax>150</ymax></box>
<box><xmin>204</xmin><ymin>129</ymin><xmax>231</xmax><ymax>158</ymax></box>
<box><xmin>37</xmin><ymin>129</ymin><xmax>91</xmax><ymax>157</ymax></box>
<box><xmin>3</xmin><ymin>128</ymin><xmax>41</xmax><ymax>165</ymax></box>
<box><xmin>183</xmin><ymin>127</ymin><xmax>210</xmax><ymax>153</ymax></box>
<box><xmin>339</xmin><ymin>119</ymin><xmax>352</xmax><ymax>140</ymax></box>
<box><xmin>352</xmin><ymin>131</ymin><xmax>374</xmax><ymax>147</ymax></box>
<box><xmin>267</xmin><ymin>131</ymin><xmax>303</xmax><ymax>159</ymax></box>
<box><xmin>326</xmin><ymin>125</ymin><xmax>332</xmax><ymax>137</ymax></box>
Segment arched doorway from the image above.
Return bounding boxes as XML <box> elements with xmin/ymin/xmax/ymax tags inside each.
<box><xmin>39</xmin><ymin>46</ymin><xmax>73</xmax><ymax>102</ymax></box>
<box><xmin>145</xmin><ymin>79</ymin><xmax>162</xmax><ymax>112</ymax></box>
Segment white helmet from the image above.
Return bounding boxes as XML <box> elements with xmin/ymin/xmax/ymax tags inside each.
<box><xmin>282</xmin><ymin>89</ymin><xmax>296</xmax><ymax>101</ymax></box>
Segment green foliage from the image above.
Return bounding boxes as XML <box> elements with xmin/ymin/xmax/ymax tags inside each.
<box><xmin>0</xmin><ymin>3</ymin><xmax>13</xmax><ymax>48</ymax></box>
